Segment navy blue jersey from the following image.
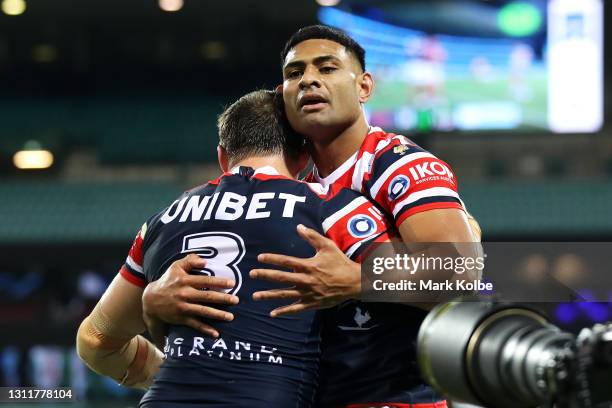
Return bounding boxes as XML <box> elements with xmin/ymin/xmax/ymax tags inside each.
<box><xmin>315</xmin><ymin>303</ymin><xmax>441</xmax><ymax>407</ymax></box>
<box><xmin>118</xmin><ymin>166</ymin><xmax>390</xmax><ymax>408</ymax></box>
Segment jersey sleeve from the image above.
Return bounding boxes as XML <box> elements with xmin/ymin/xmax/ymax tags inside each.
<box><xmin>320</xmin><ymin>189</ymin><xmax>394</xmax><ymax>263</ymax></box>
<box><xmin>119</xmin><ymin>221</ymin><xmax>148</xmax><ymax>288</ymax></box>
<box><xmin>364</xmin><ymin>139</ymin><xmax>464</xmax><ymax>229</ymax></box>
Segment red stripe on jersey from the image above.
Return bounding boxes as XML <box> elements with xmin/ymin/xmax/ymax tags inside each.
<box><xmin>325</xmin><ymin>200</ymin><xmax>390</xmax><ymax>256</ymax></box>
<box><xmin>208</xmin><ymin>173</ymin><xmax>230</xmax><ymax>186</ymax></box>
<box><xmin>252</xmin><ymin>173</ymin><xmax>291</xmax><ymax>182</ymax></box>
<box><xmin>345</xmin><ymin>401</ymin><xmax>447</xmax><ymax>408</ymax></box>
<box><xmin>396</xmin><ymin>201</ymin><xmax>464</xmax><ymax>227</ymax></box>
<box><xmin>372</xmin><ymin>155</ymin><xmax>458</xmax><ymax>220</ymax></box>
<box><xmin>128</xmin><ymin>230</ymin><xmax>144</xmax><ymax>266</ymax></box>
<box><xmin>119</xmin><ymin>265</ymin><xmax>146</xmax><ymax>288</ymax></box>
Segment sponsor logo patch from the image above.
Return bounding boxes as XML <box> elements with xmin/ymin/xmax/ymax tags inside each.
<box><xmin>347</xmin><ymin>215</ymin><xmax>377</xmax><ymax>238</ymax></box>
<box><xmin>388</xmin><ymin>175</ymin><xmax>411</xmax><ymax>201</ymax></box>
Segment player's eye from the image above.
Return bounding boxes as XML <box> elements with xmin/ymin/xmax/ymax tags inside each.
<box><xmin>286</xmin><ymin>70</ymin><xmax>302</xmax><ymax>79</ymax></box>
<box><xmin>320</xmin><ymin>66</ymin><xmax>337</xmax><ymax>74</ymax></box>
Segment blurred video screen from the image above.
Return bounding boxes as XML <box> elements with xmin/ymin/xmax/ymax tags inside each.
<box><xmin>319</xmin><ymin>0</ymin><xmax>603</xmax><ymax>133</ymax></box>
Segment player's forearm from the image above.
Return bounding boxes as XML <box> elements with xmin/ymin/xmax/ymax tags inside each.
<box><xmin>76</xmin><ymin>309</ymin><xmax>164</xmax><ymax>389</ymax></box>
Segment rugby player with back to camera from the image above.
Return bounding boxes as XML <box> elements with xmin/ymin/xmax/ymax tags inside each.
<box><xmin>143</xmin><ymin>25</ymin><xmax>482</xmax><ymax>408</ymax></box>
<box><xmin>75</xmin><ymin>90</ymin><xmax>392</xmax><ymax>407</ymax></box>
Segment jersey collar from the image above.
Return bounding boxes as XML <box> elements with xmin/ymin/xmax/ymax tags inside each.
<box><xmin>311</xmin><ymin>126</ymin><xmax>383</xmax><ymax>187</ymax></box>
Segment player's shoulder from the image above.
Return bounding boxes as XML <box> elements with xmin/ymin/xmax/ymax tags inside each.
<box><xmin>364</xmin><ymin>126</ymin><xmax>425</xmax><ymax>157</ymax></box>
<box><xmin>319</xmin><ymin>186</ymin><xmax>371</xmax><ymax>220</ymax></box>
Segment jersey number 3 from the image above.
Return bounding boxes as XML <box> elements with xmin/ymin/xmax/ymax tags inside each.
<box><xmin>181</xmin><ymin>232</ymin><xmax>245</xmax><ymax>295</ymax></box>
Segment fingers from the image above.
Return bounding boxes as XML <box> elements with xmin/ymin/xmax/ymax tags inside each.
<box><xmin>182</xmin><ymin>303</ymin><xmax>234</xmax><ymax>323</ymax></box>
<box><xmin>181</xmin><ymin>287</ymin><xmax>239</xmax><ymax>305</ymax></box>
<box><xmin>252</xmin><ymin>288</ymin><xmax>301</xmax><ymax>301</ymax></box>
<box><xmin>249</xmin><ymin>269</ymin><xmax>310</xmax><ymax>285</ymax></box>
<box><xmin>257</xmin><ymin>253</ymin><xmax>307</xmax><ymax>270</ymax></box>
<box><xmin>270</xmin><ymin>302</ymin><xmax>317</xmax><ymax>317</ymax></box>
<box><xmin>182</xmin><ymin>317</ymin><xmax>220</xmax><ymax>338</ymax></box>
<box><xmin>297</xmin><ymin>224</ymin><xmax>332</xmax><ymax>251</ymax></box>
<box><xmin>174</xmin><ymin>253</ymin><xmax>207</xmax><ymax>271</ymax></box>
<box><xmin>183</xmin><ymin>274</ymin><xmax>235</xmax><ymax>290</ymax></box>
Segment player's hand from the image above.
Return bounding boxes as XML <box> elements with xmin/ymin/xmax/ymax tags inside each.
<box><xmin>142</xmin><ymin>254</ymin><xmax>239</xmax><ymax>342</ymax></box>
<box><xmin>250</xmin><ymin>224</ymin><xmax>361</xmax><ymax>317</ymax></box>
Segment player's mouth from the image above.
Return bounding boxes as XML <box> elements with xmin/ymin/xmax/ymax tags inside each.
<box><xmin>298</xmin><ymin>93</ymin><xmax>328</xmax><ymax>113</ymax></box>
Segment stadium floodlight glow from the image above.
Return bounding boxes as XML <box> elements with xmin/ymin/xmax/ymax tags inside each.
<box><xmin>316</xmin><ymin>0</ymin><xmax>340</xmax><ymax>7</ymax></box>
<box><xmin>1</xmin><ymin>0</ymin><xmax>26</xmax><ymax>16</ymax></box>
<box><xmin>159</xmin><ymin>0</ymin><xmax>183</xmax><ymax>12</ymax></box>
<box><xmin>13</xmin><ymin>150</ymin><xmax>54</xmax><ymax>170</ymax></box>
<box><xmin>13</xmin><ymin>141</ymin><xmax>54</xmax><ymax>170</ymax></box>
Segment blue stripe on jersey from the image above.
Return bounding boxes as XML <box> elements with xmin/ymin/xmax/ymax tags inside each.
<box><xmin>319</xmin><ymin>187</ymin><xmax>362</xmax><ymax>217</ymax></box>
<box><xmin>394</xmin><ymin>196</ymin><xmax>462</xmax><ymax>220</ymax></box>
<box><xmin>364</xmin><ymin>144</ymin><xmax>425</xmax><ymax>194</ymax></box>
<box><xmin>348</xmin><ymin>231</ymin><xmax>386</xmax><ymax>261</ymax></box>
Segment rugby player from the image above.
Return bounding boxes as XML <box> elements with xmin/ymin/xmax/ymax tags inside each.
<box><xmin>255</xmin><ymin>25</ymin><xmax>480</xmax><ymax>407</ymax></box>
<box><xmin>76</xmin><ymin>90</ymin><xmax>392</xmax><ymax>407</ymax></box>
<box><xmin>141</xmin><ymin>26</ymin><xmax>482</xmax><ymax>408</ymax></box>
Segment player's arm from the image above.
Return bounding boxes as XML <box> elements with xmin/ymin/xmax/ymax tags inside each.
<box><xmin>251</xmin><ymin>223</ymin><xmax>364</xmax><ymax>316</ymax></box>
<box><xmin>76</xmin><ymin>274</ymin><xmax>164</xmax><ymax>389</ymax></box>
<box><xmin>250</xmin><ymin>192</ymin><xmax>391</xmax><ymax>316</ymax></box>
<box><xmin>142</xmin><ymin>254</ymin><xmax>238</xmax><ymax>341</ymax></box>
<box><xmin>373</xmin><ymin>142</ymin><xmax>482</xmax><ymax>284</ymax></box>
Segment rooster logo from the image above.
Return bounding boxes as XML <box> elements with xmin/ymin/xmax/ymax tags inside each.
<box><xmin>354</xmin><ymin>307</ymin><xmax>371</xmax><ymax>328</ymax></box>
<box><xmin>338</xmin><ymin>304</ymin><xmax>379</xmax><ymax>331</ymax></box>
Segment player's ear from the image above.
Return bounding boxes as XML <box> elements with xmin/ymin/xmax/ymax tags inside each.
<box><xmin>275</xmin><ymin>84</ymin><xmax>283</xmax><ymax>95</ymax></box>
<box><xmin>357</xmin><ymin>72</ymin><xmax>374</xmax><ymax>103</ymax></box>
<box><xmin>217</xmin><ymin>145</ymin><xmax>229</xmax><ymax>172</ymax></box>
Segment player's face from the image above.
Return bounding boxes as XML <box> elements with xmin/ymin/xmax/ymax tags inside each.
<box><xmin>282</xmin><ymin>39</ymin><xmax>368</xmax><ymax>140</ymax></box>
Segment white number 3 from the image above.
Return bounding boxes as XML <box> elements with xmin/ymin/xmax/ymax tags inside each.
<box><xmin>181</xmin><ymin>232</ymin><xmax>246</xmax><ymax>295</ymax></box>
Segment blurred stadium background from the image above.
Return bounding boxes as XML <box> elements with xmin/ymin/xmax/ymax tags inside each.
<box><xmin>0</xmin><ymin>0</ymin><xmax>609</xmax><ymax>406</ymax></box>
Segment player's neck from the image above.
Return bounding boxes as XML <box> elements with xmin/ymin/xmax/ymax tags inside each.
<box><xmin>230</xmin><ymin>156</ymin><xmax>293</xmax><ymax>178</ymax></box>
<box><xmin>308</xmin><ymin>115</ymin><xmax>369</xmax><ymax>178</ymax></box>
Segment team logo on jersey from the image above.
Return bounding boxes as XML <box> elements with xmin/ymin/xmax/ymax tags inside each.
<box><xmin>393</xmin><ymin>144</ymin><xmax>409</xmax><ymax>155</ymax></box>
<box><xmin>388</xmin><ymin>175</ymin><xmax>411</xmax><ymax>201</ymax></box>
<box><xmin>347</xmin><ymin>215</ymin><xmax>377</xmax><ymax>238</ymax></box>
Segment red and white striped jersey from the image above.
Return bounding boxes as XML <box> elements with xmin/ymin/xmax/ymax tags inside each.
<box><xmin>305</xmin><ymin>126</ymin><xmax>465</xmax><ymax>229</ymax></box>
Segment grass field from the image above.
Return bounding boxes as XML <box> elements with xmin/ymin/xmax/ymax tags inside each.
<box><xmin>367</xmin><ymin>70</ymin><xmax>548</xmax><ymax>130</ymax></box>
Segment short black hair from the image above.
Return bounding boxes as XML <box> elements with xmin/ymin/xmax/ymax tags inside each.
<box><xmin>281</xmin><ymin>25</ymin><xmax>366</xmax><ymax>72</ymax></box>
<box><xmin>217</xmin><ymin>90</ymin><xmax>303</xmax><ymax>166</ymax></box>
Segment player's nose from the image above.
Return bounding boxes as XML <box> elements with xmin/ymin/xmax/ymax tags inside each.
<box><xmin>299</xmin><ymin>65</ymin><xmax>321</xmax><ymax>89</ymax></box>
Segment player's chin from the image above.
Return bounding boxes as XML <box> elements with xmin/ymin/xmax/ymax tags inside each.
<box><xmin>297</xmin><ymin>111</ymin><xmax>333</xmax><ymax>129</ymax></box>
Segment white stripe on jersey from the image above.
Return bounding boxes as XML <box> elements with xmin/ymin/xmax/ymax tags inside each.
<box><xmin>369</xmin><ymin>152</ymin><xmax>435</xmax><ymax>199</ymax></box>
<box><xmin>126</xmin><ymin>255</ymin><xmax>144</xmax><ymax>275</ymax></box>
<box><xmin>351</xmin><ymin>151</ymin><xmax>374</xmax><ymax>192</ymax></box>
<box><xmin>373</xmin><ymin>134</ymin><xmax>408</xmax><ymax>153</ymax></box>
<box><xmin>321</xmin><ymin>196</ymin><xmax>369</xmax><ymax>233</ymax></box>
<box><xmin>313</xmin><ymin>150</ymin><xmax>358</xmax><ymax>187</ymax></box>
<box><xmin>392</xmin><ymin>187</ymin><xmax>460</xmax><ymax>217</ymax></box>
<box><xmin>350</xmin><ymin>136</ymin><xmax>412</xmax><ymax>193</ymax></box>
<box><xmin>345</xmin><ymin>240</ymin><xmax>364</xmax><ymax>258</ymax></box>
<box><xmin>305</xmin><ymin>182</ymin><xmax>329</xmax><ymax>196</ymax></box>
